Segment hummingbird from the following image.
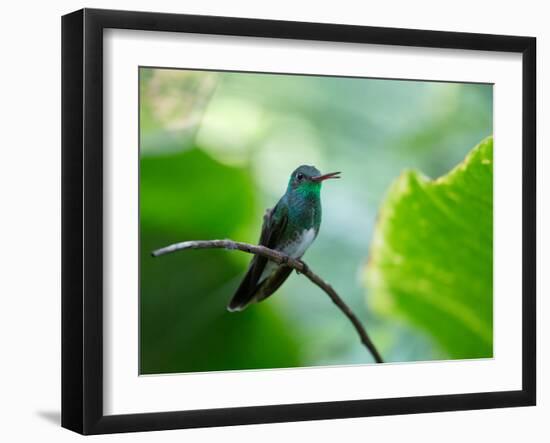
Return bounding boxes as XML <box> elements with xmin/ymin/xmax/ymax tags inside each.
<box><xmin>227</xmin><ymin>165</ymin><xmax>341</xmax><ymax>312</ymax></box>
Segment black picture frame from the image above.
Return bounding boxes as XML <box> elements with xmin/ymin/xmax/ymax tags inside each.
<box><xmin>62</xmin><ymin>8</ymin><xmax>536</xmax><ymax>435</ymax></box>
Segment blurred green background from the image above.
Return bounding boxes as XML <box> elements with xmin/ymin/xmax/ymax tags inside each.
<box><xmin>139</xmin><ymin>67</ymin><xmax>493</xmax><ymax>374</ymax></box>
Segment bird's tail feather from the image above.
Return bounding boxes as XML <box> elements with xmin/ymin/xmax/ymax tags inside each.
<box><xmin>227</xmin><ymin>267</ymin><xmax>259</xmax><ymax>312</ymax></box>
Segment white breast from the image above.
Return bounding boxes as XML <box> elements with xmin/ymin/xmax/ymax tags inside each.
<box><xmin>258</xmin><ymin>228</ymin><xmax>317</xmax><ymax>283</ymax></box>
<box><xmin>284</xmin><ymin>228</ymin><xmax>317</xmax><ymax>259</ymax></box>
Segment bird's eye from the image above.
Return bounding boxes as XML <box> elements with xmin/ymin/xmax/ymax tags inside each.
<box><xmin>296</xmin><ymin>173</ymin><xmax>304</xmax><ymax>181</ymax></box>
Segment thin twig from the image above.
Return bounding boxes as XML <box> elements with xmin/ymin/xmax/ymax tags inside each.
<box><xmin>152</xmin><ymin>239</ymin><xmax>384</xmax><ymax>363</ymax></box>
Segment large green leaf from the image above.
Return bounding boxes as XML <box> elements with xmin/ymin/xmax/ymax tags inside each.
<box><xmin>365</xmin><ymin>137</ymin><xmax>493</xmax><ymax>359</ymax></box>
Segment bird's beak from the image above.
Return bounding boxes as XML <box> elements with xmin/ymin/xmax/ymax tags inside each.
<box><xmin>311</xmin><ymin>171</ymin><xmax>341</xmax><ymax>182</ymax></box>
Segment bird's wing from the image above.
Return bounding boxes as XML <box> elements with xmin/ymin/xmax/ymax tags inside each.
<box><xmin>227</xmin><ymin>203</ymin><xmax>288</xmax><ymax>312</ymax></box>
<box><xmin>254</xmin><ymin>265</ymin><xmax>293</xmax><ymax>303</ymax></box>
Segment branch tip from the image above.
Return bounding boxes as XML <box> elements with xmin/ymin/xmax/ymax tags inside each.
<box><xmin>151</xmin><ymin>238</ymin><xmax>383</xmax><ymax>363</ymax></box>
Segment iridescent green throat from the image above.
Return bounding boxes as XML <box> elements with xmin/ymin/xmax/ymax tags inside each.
<box><xmin>284</xmin><ymin>181</ymin><xmax>322</xmax><ymax>231</ymax></box>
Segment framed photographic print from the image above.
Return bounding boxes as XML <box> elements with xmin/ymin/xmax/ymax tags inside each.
<box><xmin>61</xmin><ymin>8</ymin><xmax>536</xmax><ymax>435</ymax></box>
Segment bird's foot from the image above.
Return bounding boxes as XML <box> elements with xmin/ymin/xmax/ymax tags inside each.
<box><xmin>280</xmin><ymin>255</ymin><xmax>289</xmax><ymax>266</ymax></box>
<box><xmin>296</xmin><ymin>260</ymin><xmax>309</xmax><ymax>275</ymax></box>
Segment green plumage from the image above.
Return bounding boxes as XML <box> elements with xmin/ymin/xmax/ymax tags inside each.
<box><xmin>228</xmin><ymin>165</ymin><xmax>340</xmax><ymax>312</ymax></box>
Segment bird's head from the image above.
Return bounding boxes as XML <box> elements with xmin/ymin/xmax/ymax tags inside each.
<box><xmin>287</xmin><ymin>165</ymin><xmax>341</xmax><ymax>196</ymax></box>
